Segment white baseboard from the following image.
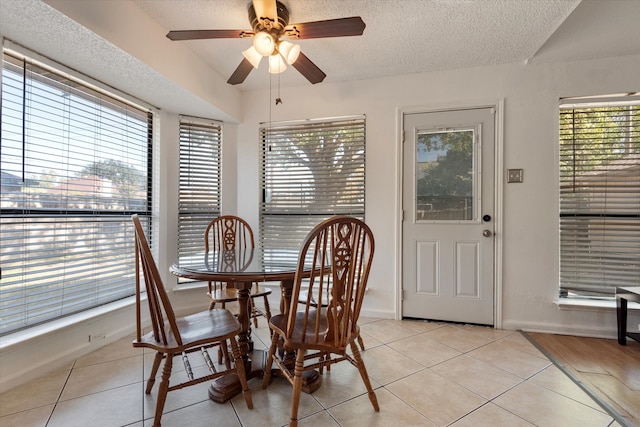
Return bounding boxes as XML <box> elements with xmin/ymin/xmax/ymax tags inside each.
<box><xmin>359</xmin><ymin>308</ymin><xmax>395</xmax><ymax>319</ymax></box>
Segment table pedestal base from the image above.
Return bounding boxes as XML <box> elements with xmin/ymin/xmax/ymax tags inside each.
<box><xmin>208</xmin><ymin>349</ymin><xmax>322</xmax><ymax>403</ymax></box>
<box><xmin>208</xmin><ymin>373</ymin><xmax>243</xmax><ymax>403</ymax></box>
<box><xmin>301</xmin><ymin>370</ymin><xmax>322</xmax><ymax>394</ymax></box>
<box><xmin>270</xmin><ymin>368</ymin><xmax>322</xmax><ymax>394</ymax></box>
<box><xmin>209</xmin><ymin>349</ymin><xmax>265</xmax><ymax>403</ymax></box>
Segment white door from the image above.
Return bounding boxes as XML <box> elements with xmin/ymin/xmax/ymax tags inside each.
<box><xmin>402</xmin><ymin>107</ymin><xmax>495</xmax><ymax>325</ymax></box>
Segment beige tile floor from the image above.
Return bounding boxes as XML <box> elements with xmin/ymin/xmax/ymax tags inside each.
<box><xmin>0</xmin><ymin>318</ymin><xmax>626</xmax><ymax>427</ymax></box>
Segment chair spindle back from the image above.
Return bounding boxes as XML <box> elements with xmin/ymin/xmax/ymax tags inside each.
<box><xmin>205</xmin><ymin>215</ymin><xmax>254</xmax><ymax>252</ymax></box>
<box><xmin>288</xmin><ymin>216</ymin><xmax>374</xmax><ymax>350</ymax></box>
<box><xmin>132</xmin><ymin>214</ymin><xmax>182</xmax><ymax>347</ymax></box>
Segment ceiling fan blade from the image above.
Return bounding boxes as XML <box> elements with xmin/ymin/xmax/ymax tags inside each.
<box><xmin>227</xmin><ymin>58</ymin><xmax>254</xmax><ymax>85</ymax></box>
<box><xmin>166</xmin><ymin>29</ymin><xmax>251</xmax><ymax>41</ymax></box>
<box><xmin>252</xmin><ymin>0</ymin><xmax>278</xmax><ymax>23</ymax></box>
<box><xmin>292</xmin><ymin>52</ymin><xmax>326</xmax><ymax>84</ymax></box>
<box><xmin>285</xmin><ymin>17</ymin><xmax>365</xmax><ymax>39</ymax></box>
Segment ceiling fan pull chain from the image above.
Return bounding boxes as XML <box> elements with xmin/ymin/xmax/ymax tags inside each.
<box><xmin>276</xmin><ymin>72</ymin><xmax>282</xmax><ymax>105</ymax></box>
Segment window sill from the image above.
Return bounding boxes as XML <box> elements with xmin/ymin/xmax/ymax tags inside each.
<box><xmin>0</xmin><ymin>297</ymin><xmax>136</xmax><ymax>350</ymax></box>
<box><xmin>555</xmin><ymin>297</ymin><xmax>640</xmax><ymax>311</ymax></box>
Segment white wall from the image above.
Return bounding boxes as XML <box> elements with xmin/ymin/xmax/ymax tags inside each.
<box><xmin>236</xmin><ymin>54</ymin><xmax>640</xmax><ymax>336</ymax></box>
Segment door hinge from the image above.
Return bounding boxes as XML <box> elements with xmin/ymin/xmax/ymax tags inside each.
<box><xmin>401</xmin><ymin>289</ymin><xmax>405</xmax><ymax>301</ymax></box>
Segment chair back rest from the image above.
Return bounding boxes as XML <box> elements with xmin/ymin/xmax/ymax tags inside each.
<box><xmin>204</xmin><ymin>215</ymin><xmax>255</xmax><ymax>252</ymax></box>
<box><xmin>132</xmin><ymin>214</ymin><xmax>182</xmax><ymax>346</ymax></box>
<box><xmin>287</xmin><ymin>216</ymin><xmax>374</xmax><ymax>350</ymax></box>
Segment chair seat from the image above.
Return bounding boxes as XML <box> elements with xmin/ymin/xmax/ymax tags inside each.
<box><xmin>269</xmin><ymin>311</ymin><xmax>358</xmax><ymax>352</ymax></box>
<box><xmin>134</xmin><ymin>308</ymin><xmax>240</xmax><ymax>352</ymax></box>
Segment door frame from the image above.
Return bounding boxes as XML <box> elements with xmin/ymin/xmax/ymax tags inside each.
<box><xmin>395</xmin><ymin>100</ymin><xmax>505</xmax><ymax>328</ymax></box>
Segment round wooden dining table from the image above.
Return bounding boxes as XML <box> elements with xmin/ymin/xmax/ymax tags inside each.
<box><xmin>170</xmin><ymin>247</ymin><xmax>319</xmax><ymax>402</ymax></box>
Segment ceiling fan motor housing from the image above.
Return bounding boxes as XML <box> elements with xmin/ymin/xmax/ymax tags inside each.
<box><xmin>249</xmin><ymin>0</ymin><xmax>290</xmax><ymax>34</ymax></box>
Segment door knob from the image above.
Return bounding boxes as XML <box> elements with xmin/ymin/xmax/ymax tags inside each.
<box><xmin>483</xmin><ymin>230</ymin><xmax>493</xmax><ymax>237</ymax></box>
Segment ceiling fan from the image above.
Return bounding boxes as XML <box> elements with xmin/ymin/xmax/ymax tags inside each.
<box><xmin>166</xmin><ymin>0</ymin><xmax>366</xmax><ymax>85</ymax></box>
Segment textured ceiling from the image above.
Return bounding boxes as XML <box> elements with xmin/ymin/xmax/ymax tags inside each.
<box><xmin>2</xmin><ymin>0</ymin><xmax>640</xmax><ymax>117</ymax></box>
<box><xmin>132</xmin><ymin>0</ymin><xmax>583</xmax><ymax>90</ymax></box>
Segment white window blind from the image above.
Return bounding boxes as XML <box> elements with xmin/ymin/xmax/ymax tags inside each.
<box><xmin>260</xmin><ymin>116</ymin><xmax>365</xmax><ymax>265</ymax></box>
<box><xmin>1</xmin><ymin>51</ymin><xmax>153</xmax><ymax>335</ymax></box>
<box><xmin>177</xmin><ymin>117</ymin><xmax>221</xmax><ymax>280</ymax></box>
<box><xmin>559</xmin><ymin>98</ymin><xmax>640</xmax><ymax>297</ymax></box>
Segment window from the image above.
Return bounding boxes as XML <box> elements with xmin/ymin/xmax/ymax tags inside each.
<box><xmin>559</xmin><ymin>96</ymin><xmax>640</xmax><ymax>298</ymax></box>
<box><xmin>0</xmin><ymin>50</ymin><xmax>153</xmax><ymax>335</ymax></box>
<box><xmin>260</xmin><ymin>116</ymin><xmax>366</xmax><ymax>264</ymax></box>
<box><xmin>177</xmin><ymin>116</ymin><xmax>221</xmax><ymax>282</ymax></box>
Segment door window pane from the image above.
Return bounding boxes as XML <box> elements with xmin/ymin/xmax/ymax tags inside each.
<box><xmin>415</xmin><ymin>129</ymin><xmax>475</xmax><ymax>221</ymax></box>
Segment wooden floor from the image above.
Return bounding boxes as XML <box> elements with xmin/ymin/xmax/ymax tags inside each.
<box><xmin>527</xmin><ymin>332</ymin><xmax>640</xmax><ymax>427</ymax></box>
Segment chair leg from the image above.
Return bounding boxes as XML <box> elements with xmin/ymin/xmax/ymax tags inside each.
<box><xmin>357</xmin><ymin>335</ymin><xmax>365</xmax><ymax>351</ymax></box>
<box><xmin>319</xmin><ymin>352</ymin><xmax>330</xmax><ymax>374</ymax></box>
<box><xmin>153</xmin><ymin>353</ymin><xmax>173</xmax><ymax>427</ymax></box>
<box><xmin>289</xmin><ymin>350</ymin><xmax>305</xmax><ymax>427</ymax></box>
<box><xmin>350</xmin><ymin>341</ymin><xmax>379</xmax><ymax>412</ymax></box>
<box><xmin>263</xmin><ymin>294</ymin><xmax>272</xmax><ymax>335</ymax></box>
<box><xmin>249</xmin><ymin>298</ymin><xmax>259</xmax><ymax>328</ymax></box>
<box><xmin>146</xmin><ymin>352</ymin><xmax>164</xmax><ymax>394</ymax></box>
<box><xmin>216</xmin><ymin>342</ymin><xmax>232</xmax><ymax>368</ymax></box>
<box><xmin>262</xmin><ymin>331</ymin><xmax>279</xmax><ymax>388</ymax></box>
<box><xmin>213</xmin><ymin>302</ymin><xmax>229</xmax><ymax>365</ymax></box>
<box><xmin>221</xmin><ymin>342</ymin><xmax>231</xmax><ymax>369</ymax></box>
<box><xmin>228</xmin><ymin>338</ymin><xmax>253</xmax><ymax>409</ymax></box>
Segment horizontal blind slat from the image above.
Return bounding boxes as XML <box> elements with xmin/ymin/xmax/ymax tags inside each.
<box><xmin>259</xmin><ymin>116</ymin><xmax>366</xmax><ymax>260</ymax></box>
<box><xmin>559</xmin><ymin>103</ymin><xmax>640</xmax><ymax>297</ymax></box>
<box><xmin>176</xmin><ymin>118</ymin><xmax>221</xmax><ymax>282</ymax></box>
<box><xmin>1</xmin><ymin>51</ymin><xmax>153</xmax><ymax>335</ymax></box>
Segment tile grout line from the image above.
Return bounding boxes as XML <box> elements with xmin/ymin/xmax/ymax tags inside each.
<box><xmin>45</xmin><ymin>359</ymin><xmax>76</xmax><ymax>427</ymax></box>
<box><xmin>520</xmin><ymin>331</ymin><xmax>631</xmax><ymax>427</ymax></box>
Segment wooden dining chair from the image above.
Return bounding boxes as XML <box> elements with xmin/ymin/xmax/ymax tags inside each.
<box><xmin>131</xmin><ymin>215</ymin><xmax>253</xmax><ymax>427</ymax></box>
<box><xmin>204</xmin><ymin>215</ymin><xmax>272</xmax><ymax>329</ymax></box>
<box><xmin>262</xmin><ymin>216</ymin><xmax>379</xmax><ymax>427</ymax></box>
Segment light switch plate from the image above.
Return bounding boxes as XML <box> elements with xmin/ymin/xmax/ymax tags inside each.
<box><xmin>507</xmin><ymin>169</ymin><xmax>523</xmax><ymax>183</ymax></box>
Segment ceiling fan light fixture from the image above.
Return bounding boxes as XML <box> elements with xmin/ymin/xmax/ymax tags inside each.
<box><xmin>242</xmin><ymin>46</ymin><xmax>262</xmax><ymax>68</ymax></box>
<box><xmin>167</xmin><ymin>1</ymin><xmax>365</xmax><ymax>85</ymax></box>
<box><xmin>268</xmin><ymin>54</ymin><xmax>287</xmax><ymax>74</ymax></box>
<box><xmin>253</xmin><ymin>30</ymin><xmax>275</xmax><ymax>56</ymax></box>
<box><xmin>278</xmin><ymin>41</ymin><xmax>300</xmax><ymax>64</ymax></box>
